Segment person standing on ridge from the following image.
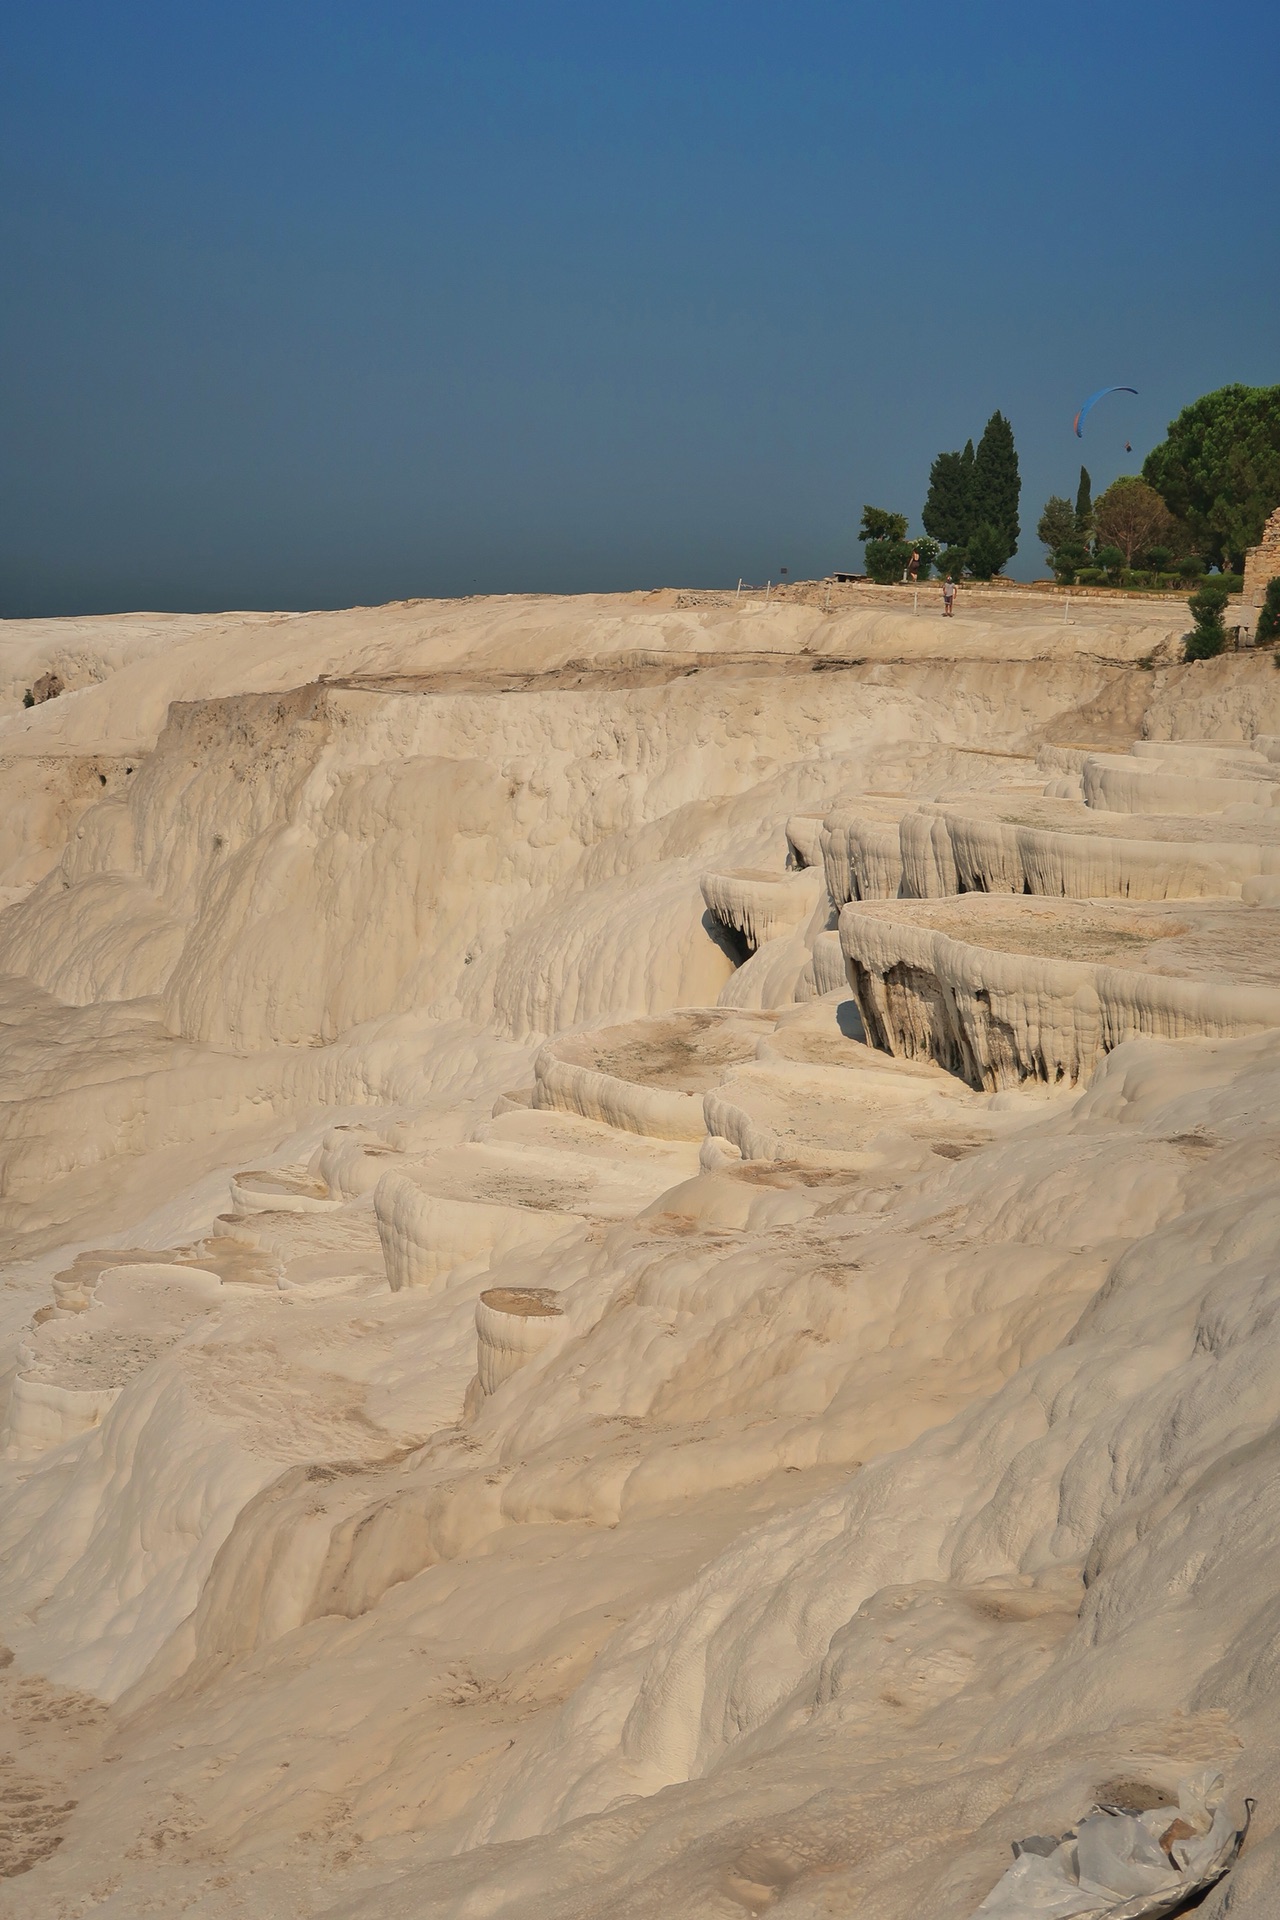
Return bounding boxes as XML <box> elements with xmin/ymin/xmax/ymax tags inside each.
<box><xmin>942</xmin><ymin>574</ymin><xmax>956</xmax><ymax>617</ymax></box>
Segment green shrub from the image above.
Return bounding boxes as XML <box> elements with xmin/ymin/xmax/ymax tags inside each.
<box><xmin>965</xmin><ymin>521</ymin><xmax>1008</xmax><ymax>579</ymax></box>
<box><xmin>1145</xmin><ymin>545</ymin><xmax>1171</xmax><ymax>572</ymax></box>
<box><xmin>913</xmin><ymin>536</ymin><xmax>939</xmax><ymax>581</ymax></box>
<box><xmin>859</xmin><ymin>506</ymin><xmax>909</xmax><ymax>544</ymax></box>
<box><xmin>1184</xmin><ymin>623</ymin><xmax>1227</xmax><ymax>660</ymax></box>
<box><xmin>1050</xmin><ymin>539</ymin><xmax>1086</xmax><ymax>584</ymax></box>
<box><xmin>1188</xmin><ymin>580</ymin><xmax>1230</xmax><ymax>621</ymax></box>
<box><xmin>864</xmin><ymin>537</ymin><xmax>914</xmax><ymax>584</ymax></box>
<box><xmin>937</xmin><ymin>545</ymin><xmax>968</xmax><ymax>579</ymax></box>
<box><xmin>1037</xmin><ymin>495</ymin><xmax>1077</xmax><ymax>568</ymax></box>
<box><xmin>1183</xmin><ymin>579</ymin><xmax>1229</xmax><ymax>660</ymax></box>
<box><xmin>1077</xmin><ymin>567</ymin><xmax>1106</xmax><ymax>585</ymax></box>
<box><xmin>1256</xmin><ymin>577</ymin><xmax>1280</xmax><ymax>645</ymax></box>
<box><xmin>1095</xmin><ymin>544</ymin><xmax>1125</xmax><ymax>574</ymax></box>
<box><xmin>1178</xmin><ymin>556</ymin><xmax>1204</xmax><ymax>580</ymax></box>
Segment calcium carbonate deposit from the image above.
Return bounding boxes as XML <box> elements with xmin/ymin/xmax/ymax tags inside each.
<box><xmin>0</xmin><ymin>584</ymin><xmax>1276</xmax><ymax>1916</ymax></box>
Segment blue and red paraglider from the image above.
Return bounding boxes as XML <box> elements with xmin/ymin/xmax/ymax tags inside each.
<box><xmin>1073</xmin><ymin>386</ymin><xmax>1138</xmax><ymax>439</ymax></box>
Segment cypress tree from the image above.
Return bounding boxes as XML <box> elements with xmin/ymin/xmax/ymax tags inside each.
<box><xmin>922</xmin><ymin>444</ymin><xmax>974</xmax><ymax>547</ymax></box>
<box><xmin>959</xmin><ymin>438</ymin><xmax>975</xmax><ymax>514</ymax></box>
<box><xmin>1075</xmin><ymin>465</ymin><xmax>1093</xmax><ymax>539</ymax></box>
<box><xmin>970</xmin><ymin>412</ymin><xmax>1020</xmax><ymax>571</ymax></box>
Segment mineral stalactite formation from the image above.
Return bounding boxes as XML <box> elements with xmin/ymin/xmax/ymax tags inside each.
<box><xmin>0</xmin><ymin>585</ymin><xmax>1274</xmax><ymax>1916</ymax></box>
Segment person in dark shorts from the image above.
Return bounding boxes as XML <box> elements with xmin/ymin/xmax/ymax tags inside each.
<box><xmin>942</xmin><ymin>575</ymin><xmax>956</xmax><ymax>616</ymax></box>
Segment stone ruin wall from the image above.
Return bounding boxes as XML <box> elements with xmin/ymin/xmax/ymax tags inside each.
<box><xmin>1244</xmin><ymin>505</ymin><xmax>1280</xmax><ymax>606</ymax></box>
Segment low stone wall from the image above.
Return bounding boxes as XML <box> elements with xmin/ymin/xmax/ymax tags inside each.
<box><xmin>1243</xmin><ymin>506</ymin><xmax>1280</xmax><ymax>607</ymax></box>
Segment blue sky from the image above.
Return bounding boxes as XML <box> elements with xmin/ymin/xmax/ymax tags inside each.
<box><xmin>2</xmin><ymin>0</ymin><xmax>1276</xmax><ymax>613</ymax></box>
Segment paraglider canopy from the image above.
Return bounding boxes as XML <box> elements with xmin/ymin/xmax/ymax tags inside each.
<box><xmin>1074</xmin><ymin>386</ymin><xmax>1138</xmax><ymax>438</ymax></box>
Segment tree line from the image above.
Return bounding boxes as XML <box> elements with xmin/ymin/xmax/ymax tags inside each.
<box><xmin>858</xmin><ymin>383</ymin><xmax>1280</xmax><ymax>593</ymax></box>
<box><xmin>860</xmin><ymin>411</ymin><xmax>1020</xmax><ymax>584</ymax></box>
<box><xmin>1034</xmin><ymin>467</ymin><xmax>1200</xmax><ymax>586</ymax></box>
<box><xmin>1040</xmin><ymin>384</ymin><xmax>1280</xmax><ymax>587</ymax></box>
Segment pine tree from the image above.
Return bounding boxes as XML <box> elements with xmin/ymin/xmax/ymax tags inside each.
<box><xmin>1075</xmin><ymin>465</ymin><xmax>1093</xmax><ymax>539</ymax></box>
<box><xmin>969</xmin><ymin>413</ymin><xmax>1020</xmax><ymax>572</ymax></box>
<box><xmin>1143</xmin><ymin>383</ymin><xmax>1280</xmax><ymax>570</ymax></box>
<box><xmin>921</xmin><ymin>445</ymin><xmax>973</xmax><ymax>547</ymax></box>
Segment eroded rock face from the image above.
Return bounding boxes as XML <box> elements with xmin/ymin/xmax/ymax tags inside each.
<box><xmin>1</xmin><ymin>589</ymin><xmax>1278</xmax><ymax>1920</ymax></box>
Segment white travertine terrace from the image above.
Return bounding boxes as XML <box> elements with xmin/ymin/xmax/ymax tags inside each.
<box><xmin>823</xmin><ymin>800</ymin><xmax>912</xmax><ymax>901</ymax></box>
<box><xmin>1081</xmin><ymin>750</ymin><xmax>1280</xmax><ymax>815</ymax></box>
<box><xmin>532</xmin><ymin>1035</ymin><xmax>706</xmax><ymax>1138</ymax></box>
<box><xmin>5</xmin><ymin>589</ymin><xmax>1280</xmax><ymax>1917</ymax></box>
<box><xmin>474</xmin><ymin>1287</ymin><xmax>566</xmax><ymax>1399</ymax></box>
<box><xmin>3</xmin><ymin>1261</ymin><xmax>222</xmax><ymax>1458</ymax></box>
<box><xmin>699</xmin><ymin>865</ymin><xmax>826</xmax><ymax>950</ymax></box>
<box><xmin>901</xmin><ymin>800</ymin><xmax>1280</xmax><ymax>900</ymax></box>
<box><xmin>841</xmin><ymin>895</ymin><xmax>1280</xmax><ymax>1088</ymax></box>
<box><xmin>783</xmin><ymin>810</ymin><xmax>827</xmax><ymax>869</ymax></box>
<box><xmin>533</xmin><ymin>1008</ymin><xmax>780</xmax><ymax>1138</ymax></box>
<box><xmin>228</xmin><ymin>1169</ymin><xmax>343</xmax><ymax>1217</ymax></box>
<box><xmin>375</xmin><ymin>1166</ymin><xmax>582</xmax><ymax>1292</ymax></box>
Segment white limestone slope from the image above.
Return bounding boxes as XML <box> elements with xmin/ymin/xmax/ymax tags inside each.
<box><xmin>1</xmin><ymin>591</ymin><xmax>1280</xmax><ymax>1920</ymax></box>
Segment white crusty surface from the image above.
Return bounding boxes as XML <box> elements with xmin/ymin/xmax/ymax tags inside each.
<box><xmin>1</xmin><ymin>588</ymin><xmax>1279</xmax><ymax>1918</ymax></box>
